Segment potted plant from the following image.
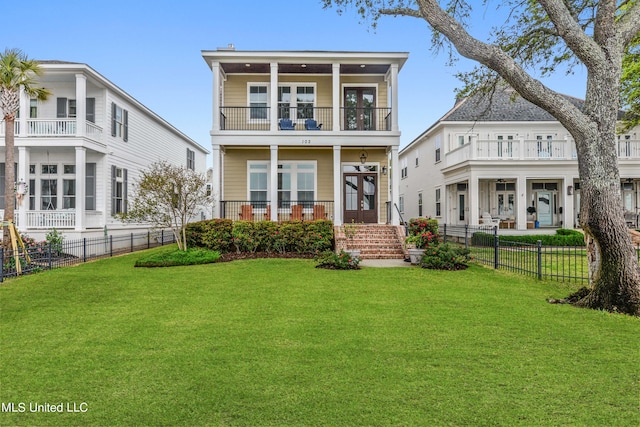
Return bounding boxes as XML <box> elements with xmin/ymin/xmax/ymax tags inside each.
<box><xmin>527</xmin><ymin>205</ymin><xmax>539</xmax><ymax>228</ymax></box>
<box><xmin>405</xmin><ymin>235</ymin><xmax>425</xmax><ymax>265</ymax></box>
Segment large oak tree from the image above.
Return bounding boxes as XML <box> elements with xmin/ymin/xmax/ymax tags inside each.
<box><xmin>323</xmin><ymin>0</ymin><xmax>640</xmax><ymax>315</ymax></box>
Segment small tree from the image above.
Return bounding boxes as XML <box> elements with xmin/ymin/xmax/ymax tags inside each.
<box><xmin>121</xmin><ymin>161</ymin><xmax>211</xmax><ymax>251</ymax></box>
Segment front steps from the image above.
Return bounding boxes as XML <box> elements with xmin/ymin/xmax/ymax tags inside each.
<box><xmin>335</xmin><ymin>224</ymin><xmax>406</xmax><ymax>259</ymax></box>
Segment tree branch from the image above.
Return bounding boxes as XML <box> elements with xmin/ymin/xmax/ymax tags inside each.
<box><xmin>617</xmin><ymin>0</ymin><xmax>640</xmax><ymax>46</ymax></box>
<box><xmin>379</xmin><ymin>7</ymin><xmax>423</xmax><ymax>19</ymax></box>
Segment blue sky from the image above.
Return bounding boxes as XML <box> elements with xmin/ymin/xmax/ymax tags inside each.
<box><xmin>3</xmin><ymin>0</ymin><xmax>586</xmax><ymax>158</ymax></box>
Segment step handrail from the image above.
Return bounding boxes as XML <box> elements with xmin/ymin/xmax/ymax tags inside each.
<box><xmin>394</xmin><ymin>203</ymin><xmax>409</xmax><ymax>236</ymax></box>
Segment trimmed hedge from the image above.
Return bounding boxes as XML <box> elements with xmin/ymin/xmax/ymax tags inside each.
<box><xmin>186</xmin><ymin>219</ymin><xmax>334</xmax><ymax>254</ymax></box>
<box><xmin>471</xmin><ymin>228</ymin><xmax>586</xmax><ymax>247</ymax></box>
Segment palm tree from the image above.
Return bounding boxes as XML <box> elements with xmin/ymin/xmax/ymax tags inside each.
<box><xmin>0</xmin><ymin>49</ymin><xmax>50</xmax><ymax>248</ymax></box>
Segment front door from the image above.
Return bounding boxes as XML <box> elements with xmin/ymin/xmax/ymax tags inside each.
<box><xmin>344</xmin><ymin>173</ymin><xmax>377</xmax><ymax>223</ymax></box>
<box><xmin>537</xmin><ymin>191</ymin><xmax>553</xmax><ymax>226</ymax></box>
<box><xmin>344</xmin><ymin>88</ymin><xmax>376</xmax><ymax>130</ymax></box>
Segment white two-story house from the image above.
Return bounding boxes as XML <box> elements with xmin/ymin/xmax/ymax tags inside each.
<box><xmin>399</xmin><ymin>88</ymin><xmax>640</xmax><ymax>230</ymax></box>
<box><xmin>202</xmin><ymin>47</ymin><xmax>408</xmax><ymax>226</ymax></box>
<box><xmin>0</xmin><ymin>60</ymin><xmax>209</xmax><ymax>239</ymax></box>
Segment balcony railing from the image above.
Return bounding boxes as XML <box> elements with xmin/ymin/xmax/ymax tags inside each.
<box><xmin>446</xmin><ymin>138</ymin><xmax>640</xmax><ymax>167</ymax></box>
<box><xmin>0</xmin><ymin>119</ymin><xmax>103</xmax><ymax>141</ymax></box>
<box><xmin>220</xmin><ymin>200</ymin><xmax>334</xmax><ymax>222</ymax></box>
<box><xmin>218</xmin><ymin>106</ymin><xmax>392</xmax><ymax>131</ymax></box>
<box><xmin>8</xmin><ymin>210</ymin><xmax>104</xmax><ymax>229</ymax></box>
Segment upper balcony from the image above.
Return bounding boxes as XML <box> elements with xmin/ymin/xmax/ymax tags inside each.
<box><xmin>444</xmin><ymin>136</ymin><xmax>640</xmax><ymax>168</ymax></box>
<box><xmin>202</xmin><ymin>48</ymin><xmax>409</xmax><ymax>139</ymax></box>
<box><xmin>219</xmin><ymin>106</ymin><xmax>392</xmax><ymax>132</ymax></box>
<box><xmin>1</xmin><ymin>119</ymin><xmax>103</xmax><ymax>142</ymax></box>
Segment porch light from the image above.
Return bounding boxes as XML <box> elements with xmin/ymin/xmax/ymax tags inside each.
<box><xmin>359</xmin><ymin>149</ymin><xmax>368</xmax><ymax>164</ymax></box>
<box><xmin>381</xmin><ymin>166</ymin><xmax>387</xmax><ymax>175</ymax></box>
<box><xmin>567</xmin><ymin>185</ymin><xmax>573</xmax><ymax>195</ymax></box>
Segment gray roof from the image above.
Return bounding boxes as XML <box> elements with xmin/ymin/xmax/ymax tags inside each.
<box><xmin>441</xmin><ymin>88</ymin><xmax>585</xmax><ymax>122</ymax></box>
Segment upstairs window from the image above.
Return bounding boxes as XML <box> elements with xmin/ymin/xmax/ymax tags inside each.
<box><xmin>111</xmin><ymin>102</ymin><xmax>129</xmax><ymax>141</ymax></box>
<box><xmin>187</xmin><ymin>148</ymin><xmax>195</xmax><ymax>170</ymax></box>
<box><xmin>249</xmin><ymin>85</ymin><xmax>268</xmax><ymax>120</ymax></box>
<box><xmin>296</xmin><ymin>86</ymin><xmax>315</xmax><ymax>119</ymax></box>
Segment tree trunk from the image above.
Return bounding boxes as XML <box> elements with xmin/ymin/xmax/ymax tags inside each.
<box><xmin>3</xmin><ymin>116</ymin><xmax>15</xmax><ymax>250</ymax></box>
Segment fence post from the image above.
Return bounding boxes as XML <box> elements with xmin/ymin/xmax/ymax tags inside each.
<box><xmin>0</xmin><ymin>247</ymin><xmax>4</xmax><ymax>283</ymax></box>
<box><xmin>443</xmin><ymin>224</ymin><xmax>447</xmax><ymax>244</ymax></box>
<box><xmin>537</xmin><ymin>240</ymin><xmax>543</xmax><ymax>280</ymax></box>
<box><xmin>83</xmin><ymin>238</ymin><xmax>87</xmax><ymax>263</ymax></box>
<box><xmin>161</xmin><ymin>230</ymin><xmax>164</xmax><ymax>246</ymax></box>
<box><xmin>131</xmin><ymin>233</ymin><xmax>134</xmax><ymax>252</ymax></box>
<box><xmin>110</xmin><ymin>235</ymin><xmax>113</xmax><ymax>257</ymax></box>
<box><xmin>494</xmin><ymin>226</ymin><xmax>499</xmax><ymax>270</ymax></box>
<box><xmin>464</xmin><ymin>225</ymin><xmax>469</xmax><ymax>250</ymax></box>
<box><xmin>147</xmin><ymin>231</ymin><xmax>150</xmax><ymax>249</ymax></box>
<box><xmin>48</xmin><ymin>243</ymin><xmax>52</xmax><ymax>271</ymax></box>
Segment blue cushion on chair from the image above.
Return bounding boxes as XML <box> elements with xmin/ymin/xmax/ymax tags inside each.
<box><xmin>279</xmin><ymin>119</ymin><xmax>295</xmax><ymax>130</ymax></box>
<box><xmin>304</xmin><ymin>119</ymin><xmax>322</xmax><ymax>130</ymax></box>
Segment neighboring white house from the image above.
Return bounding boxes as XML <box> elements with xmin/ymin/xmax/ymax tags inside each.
<box><xmin>399</xmin><ymin>88</ymin><xmax>640</xmax><ymax>231</ymax></box>
<box><xmin>202</xmin><ymin>47</ymin><xmax>408</xmax><ymax>226</ymax></box>
<box><xmin>0</xmin><ymin>60</ymin><xmax>209</xmax><ymax>240</ymax></box>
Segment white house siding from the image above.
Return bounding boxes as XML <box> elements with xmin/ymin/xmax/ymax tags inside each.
<box><xmin>1</xmin><ymin>61</ymin><xmax>208</xmax><ymax>240</ymax></box>
<box><xmin>400</xmin><ymin>95</ymin><xmax>640</xmax><ymax>231</ymax></box>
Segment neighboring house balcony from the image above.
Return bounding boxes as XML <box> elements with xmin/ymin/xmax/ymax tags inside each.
<box><xmin>445</xmin><ymin>136</ymin><xmax>640</xmax><ymax>168</ymax></box>
<box><xmin>1</xmin><ymin>119</ymin><xmax>104</xmax><ymax>144</ymax></box>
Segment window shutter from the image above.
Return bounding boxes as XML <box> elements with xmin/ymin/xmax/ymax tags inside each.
<box><xmin>123</xmin><ymin>110</ymin><xmax>129</xmax><ymax>142</ymax></box>
<box><xmin>111</xmin><ymin>103</ymin><xmax>116</xmax><ymax>137</ymax></box>
<box><xmin>86</xmin><ymin>98</ymin><xmax>95</xmax><ymax>123</ymax></box>
<box><xmin>57</xmin><ymin>98</ymin><xmax>67</xmax><ymax>118</ymax></box>
<box><xmin>123</xmin><ymin>168</ymin><xmax>128</xmax><ymax>213</ymax></box>
<box><xmin>111</xmin><ymin>165</ymin><xmax>116</xmax><ymax>215</ymax></box>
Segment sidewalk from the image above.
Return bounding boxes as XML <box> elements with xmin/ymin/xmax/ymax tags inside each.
<box><xmin>359</xmin><ymin>258</ymin><xmax>413</xmax><ymax>268</ymax></box>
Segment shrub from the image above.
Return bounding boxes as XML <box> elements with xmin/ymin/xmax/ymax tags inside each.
<box><xmin>420</xmin><ymin>243</ymin><xmax>471</xmax><ymax>270</ymax></box>
<box><xmin>186</xmin><ymin>219</ymin><xmax>233</xmax><ymax>252</ymax></box>
<box><xmin>408</xmin><ymin>217</ymin><xmax>439</xmax><ymax>237</ymax></box>
<box><xmin>471</xmin><ymin>229</ymin><xmax>585</xmax><ymax>247</ymax></box>
<box><xmin>45</xmin><ymin>228</ymin><xmax>64</xmax><ymax>256</ymax></box>
<box><xmin>314</xmin><ymin>249</ymin><xmax>360</xmax><ymax>270</ymax></box>
<box><xmin>232</xmin><ymin>221</ymin><xmax>260</xmax><ymax>253</ymax></box>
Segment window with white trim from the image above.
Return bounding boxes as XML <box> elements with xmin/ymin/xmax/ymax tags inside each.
<box><xmin>435</xmin><ymin>136</ymin><xmax>441</xmax><ymax>163</ymax></box>
<box><xmin>418</xmin><ymin>192</ymin><xmax>423</xmax><ymax>217</ymax></box>
<box><xmin>111</xmin><ymin>102</ymin><xmax>128</xmax><ymax>141</ymax></box>
<box><xmin>401</xmin><ymin>157</ymin><xmax>408</xmax><ymax>179</ymax></box>
<box><xmin>435</xmin><ymin>188</ymin><xmax>441</xmax><ymax>217</ymax></box>
<box><xmin>187</xmin><ymin>148</ymin><xmax>195</xmax><ymax>170</ymax></box>
<box><xmin>111</xmin><ymin>166</ymin><xmax>128</xmax><ymax>214</ymax></box>
<box><xmin>278</xmin><ymin>162</ymin><xmax>317</xmax><ymax>208</ymax></box>
<box><xmin>249</xmin><ymin>85</ymin><xmax>268</xmax><ymax>120</ymax></box>
<box><xmin>248</xmin><ymin>162</ymin><xmax>268</xmax><ymax>207</ymax></box>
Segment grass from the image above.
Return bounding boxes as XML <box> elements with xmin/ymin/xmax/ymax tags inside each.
<box><xmin>133</xmin><ymin>245</ymin><xmax>221</xmax><ymax>267</ymax></box>
<box><xmin>0</xmin><ymin>246</ymin><xmax>638</xmax><ymax>426</ymax></box>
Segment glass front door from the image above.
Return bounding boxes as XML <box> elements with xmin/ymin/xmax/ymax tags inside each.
<box><xmin>344</xmin><ymin>173</ymin><xmax>377</xmax><ymax>223</ymax></box>
<box><xmin>537</xmin><ymin>191</ymin><xmax>553</xmax><ymax>226</ymax></box>
<box><xmin>344</xmin><ymin>88</ymin><xmax>376</xmax><ymax>130</ymax></box>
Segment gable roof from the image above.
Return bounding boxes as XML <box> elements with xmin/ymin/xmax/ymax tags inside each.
<box><xmin>441</xmin><ymin>88</ymin><xmax>585</xmax><ymax>122</ymax></box>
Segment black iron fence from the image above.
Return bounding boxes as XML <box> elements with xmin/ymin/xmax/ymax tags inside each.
<box><xmin>220</xmin><ymin>200</ymin><xmax>334</xmax><ymax>222</ymax></box>
<box><xmin>441</xmin><ymin>224</ymin><xmax>640</xmax><ymax>284</ymax></box>
<box><xmin>0</xmin><ymin>229</ymin><xmax>176</xmax><ymax>282</ymax></box>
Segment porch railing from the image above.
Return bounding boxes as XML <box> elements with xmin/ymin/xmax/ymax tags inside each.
<box><xmin>218</xmin><ymin>106</ymin><xmax>392</xmax><ymax>131</ymax></box>
<box><xmin>1</xmin><ymin>119</ymin><xmax>103</xmax><ymax>141</ymax></box>
<box><xmin>220</xmin><ymin>200</ymin><xmax>334</xmax><ymax>222</ymax></box>
<box><xmin>449</xmin><ymin>138</ymin><xmax>640</xmax><ymax>166</ymax></box>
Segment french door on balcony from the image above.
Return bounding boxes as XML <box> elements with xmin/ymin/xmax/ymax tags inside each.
<box><xmin>344</xmin><ymin>172</ymin><xmax>377</xmax><ymax>223</ymax></box>
<box><xmin>344</xmin><ymin>88</ymin><xmax>376</xmax><ymax>130</ymax></box>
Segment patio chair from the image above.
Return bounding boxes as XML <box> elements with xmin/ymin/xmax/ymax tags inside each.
<box><xmin>239</xmin><ymin>204</ymin><xmax>253</xmax><ymax>221</ymax></box>
<box><xmin>291</xmin><ymin>204</ymin><xmax>304</xmax><ymax>221</ymax></box>
<box><xmin>304</xmin><ymin>119</ymin><xmax>322</xmax><ymax>130</ymax></box>
<box><xmin>278</xmin><ymin>119</ymin><xmax>296</xmax><ymax>130</ymax></box>
<box><xmin>481</xmin><ymin>212</ymin><xmax>500</xmax><ymax>226</ymax></box>
<box><xmin>313</xmin><ymin>204</ymin><xmax>327</xmax><ymax>220</ymax></box>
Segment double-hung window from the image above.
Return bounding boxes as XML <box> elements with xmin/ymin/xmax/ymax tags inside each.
<box><xmin>296</xmin><ymin>86</ymin><xmax>315</xmax><ymax>119</ymax></box>
<box><xmin>111</xmin><ymin>102</ymin><xmax>129</xmax><ymax>141</ymax></box>
<box><xmin>111</xmin><ymin>166</ymin><xmax>128</xmax><ymax>214</ymax></box>
<box><xmin>249</xmin><ymin>162</ymin><xmax>268</xmax><ymax>208</ymax></box>
<box><xmin>186</xmin><ymin>148</ymin><xmax>195</xmax><ymax>170</ymax></box>
<box><xmin>435</xmin><ymin>188</ymin><xmax>441</xmax><ymax>217</ymax></box>
<box><xmin>249</xmin><ymin>85</ymin><xmax>268</xmax><ymax>120</ymax></box>
<box><xmin>278</xmin><ymin>87</ymin><xmax>291</xmax><ymax>119</ymax></box>
<box><xmin>277</xmin><ymin>162</ymin><xmax>317</xmax><ymax>208</ymax></box>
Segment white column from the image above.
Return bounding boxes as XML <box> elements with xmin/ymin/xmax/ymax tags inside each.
<box><xmin>468</xmin><ymin>173</ymin><xmax>479</xmax><ymax>226</ymax></box>
<box><xmin>516</xmin><ymin>176</ymin><xmax>528</xmax><ymax>230</ymax></box>
<box><xmin>270</xmin><ymin>63</ymin><xmax>279</xmax><ymax>131</ymax></box>
<box><xmin>75</xmin><ymin>74</ymin><xmax>87</xmax><ymax>137</ymax></box>
<box><xmin>332</xmin><ymin>63</ymin><xmax>340</xmax><ymax>131</ymax></box>
<box><xmin>333</xmin><ymin>145</ymin><xmax>342</xmax><ymax>225</ymax></box>
<box><xmin>211</xmin><ymin>61</ymin><xmax>221</xmax><ymax>131</ymax></box>
<box><xmin>18</xmin><ymin>87</ymin><xmax>28</xmax><ymax>137</ymax></box>
<box><xmin>270</xmin><ymin>145</ymin><xmax>278</xmax><ymax>221</ymax></box>
<box><xmin>211</xmin><ymin>144</ymin><xmax>222</xmax><ymax>218</ymax></box>
<box><xmin>17</xmin><ymin>147</ymin><xmax>29</xmax><ymax>229</ymax></box>
<box><xmin>75</xmin><ymin>147</ymin><xmax>86</xmax><ymax>230</ymax></box>
<box><xmin>389</xmin><ymin>63</ymin><xmax>399</xmax><ymax>132</ymax></box>
<box><xmin>563</xmin><ymin>177</ymin><xmax>575</xmax><ymax>228</ymax></box>
<box><xmin>390</xmin><ymin>146</ymin><xmax>400</xmax><ymax>225</ymax></box>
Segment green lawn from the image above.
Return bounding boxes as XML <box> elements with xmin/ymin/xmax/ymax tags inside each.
<box><xmin>1</xmin><ymin>246</ymin><xmax>638</xmax><ymax>426</ymax></box>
